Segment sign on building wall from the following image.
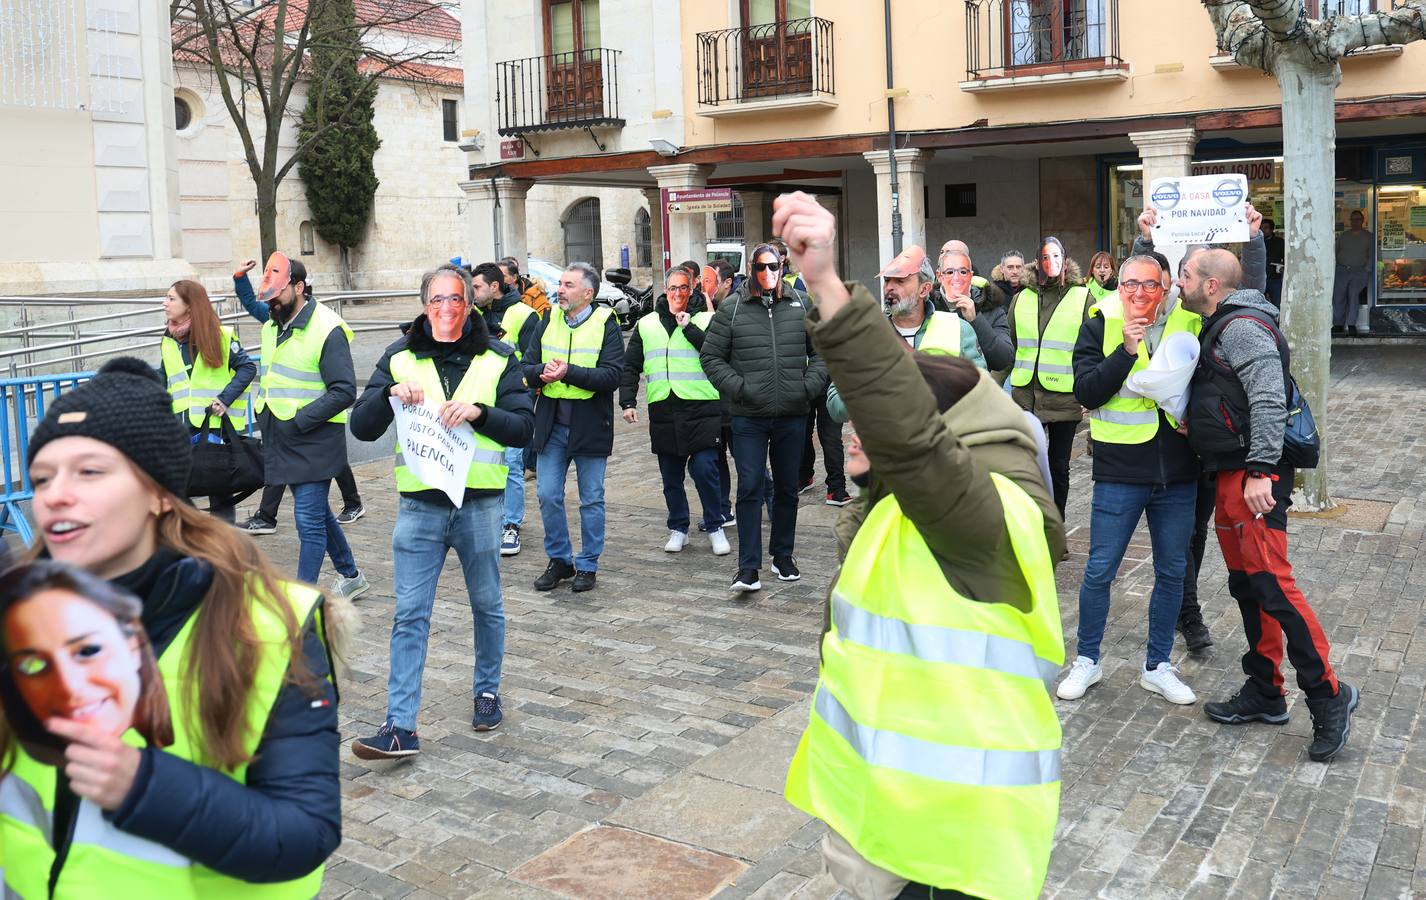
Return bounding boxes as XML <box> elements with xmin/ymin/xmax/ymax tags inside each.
<box><xmin>500</xmin><ymin>139</ymin><xmax>525</xmax><ymax>160</ymax></box>
<box><xmin>667</xmin><ymin>188</ymin><xmax>732</xmax><ymax>214</ymax></box>
<box><xmin>1148</xmin><ymin>174</ymin><xmax>1250</xmax><ymax>246</ymax></box>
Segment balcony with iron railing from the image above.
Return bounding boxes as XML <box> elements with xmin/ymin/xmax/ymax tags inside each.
<box><xmin>963</xmin><ymin>0</ymin><xmax>1126</xmax><ymax>91</ymax></box>
<box><xmin>695</xmin><ymin>17</ymin><xmax>836</xmax><ymax>116</ymax></box>
<box><xmin>494</xmin><ymin>48</ymin><xmax>624</xmax><ymax>139</ymax></box>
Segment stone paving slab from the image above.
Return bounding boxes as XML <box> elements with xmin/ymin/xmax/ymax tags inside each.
<box><xmin>237</xmin><ymin>346</ymin><xmax>1426</xmax><ymax>900</ymax></box>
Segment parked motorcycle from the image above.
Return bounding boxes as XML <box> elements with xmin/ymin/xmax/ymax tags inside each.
<box><xmin>603</xmin><ymin>267</ymin><xmax>654</xmax><ymax>331</ymax></box>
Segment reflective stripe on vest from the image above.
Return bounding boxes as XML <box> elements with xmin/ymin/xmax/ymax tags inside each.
<box><xmin>3</xmin><ymin>583</ymin><xmax>327</xmax><ymax>899</ymax></box>
<box><xmin>638</xmin><ymin>310</ymin><xmax>718</xmax><ymax>402</ymax></box>
<box><xmin>541</xmin><ymin>306</ymin><xmax>612</xmax><ymax>400</ymax></box>
<box><xmin>389</xmin><ymin>349</ymin><xmax>510</xmax><ymax>492</ymax></box>
<box><xmin>500</xmin><ymin>302</ymin><xmax>536</xmax><ymax>359</ymax></box>
<box><xmin>785</xmin><ymin>473</ymin><xmax>1063</xmax><ymax>899</ymax></box>
<box><xmin>255</xmin><ymin>302</ymin><xmax>354</xmax><ymax>423</ymax></box>
<box><xmin>1010</xmin><ymin>285</ymin><xmax>1087</xmax><ymax>392</ymax></box>
<box><xmin>1088</xmin><ymin>295</ymin><xmax>1203</xmax><ymax>445</ymax></box>
<box><xmin>916</xmin><ymin>311</ymin><xmax>963</xmax><ymax>357</ymax></box>
<box><xmin>161</xmin><ymin>327</ymin><xmax>249</xmax><ymax>429</ymax></box>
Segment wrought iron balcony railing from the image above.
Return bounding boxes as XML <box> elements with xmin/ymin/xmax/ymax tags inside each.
<box><xmin>696</xmin><ymin>17</ymin><xmax>834</xmax><ymax>107</ymax></box>
<box><xmin>494</xmin><ymin>48</ymin><xmax>623</xmax><ymax>136</ymax></box>
<box><xmin>965</xmin><ymin>0</ymin><xmax>1122</xmax><ymax>80</ymax></box>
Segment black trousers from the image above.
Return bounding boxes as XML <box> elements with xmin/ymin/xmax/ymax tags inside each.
<box><xmin>799</xmin><ymin>395</ymin><xmax>846</xmax><ymax>493</ymax></box>
<box><xmin>1044</xmin><ymin>421</ymin><xmax>1077</xmax><ymax>518</ymax></box>
<box><xmin>259</xmin><ymin>464</ymin><xmax>361</xmax><ymax>521</ymax></box>
<box><xmin>1179</xmin><ymin>471</ymin><xmax>1217</xmax><ymax>625</ymax></box>
<box><xmin>896</xmin><ymin>883</ymin><xmax>981</xmax><ymax>899</ymax></box>
<box><xmin>730</xmin><ymin>415</ymin><xmax>802</xmax><ymax>571</ymax></box>
<box><xmin>716</xmin><ymin>423</ymin><xmax>733</xmax><ymax>520</ymax></box>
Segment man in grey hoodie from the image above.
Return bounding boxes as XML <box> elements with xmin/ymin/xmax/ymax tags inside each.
<box><xmin>1180</xmin><ymin>249</ymin><xmax>1357</xmax><ymax>763</ymax></box>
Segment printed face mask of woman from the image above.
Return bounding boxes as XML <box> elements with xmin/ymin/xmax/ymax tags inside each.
<box><xmin>753</xmin><ymin>253</ymin><xmax>781</xmax><ymax>292</ymax></box>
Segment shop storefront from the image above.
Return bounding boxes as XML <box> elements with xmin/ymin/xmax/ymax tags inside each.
<box><xmin>1101</xmin><ymin>141</ymin><xmax>1426</xmax><ymax>333</ymax></box>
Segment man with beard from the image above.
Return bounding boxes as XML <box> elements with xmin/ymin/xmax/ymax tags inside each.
<box><xmin>938</xmin><ymin>247</ymin><xmax>1013</xmax><ymax>372</ymax></box>
<box><xmin>994</xmin><ymin>250</ymin><xmax>1028</xmax><ymax>302</ymax></box>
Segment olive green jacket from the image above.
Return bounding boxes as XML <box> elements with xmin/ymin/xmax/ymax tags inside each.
<box><xmin>1005</xmin><ymin>258</ymin><xmax>1093</xmax><ymax>424</ymax></box>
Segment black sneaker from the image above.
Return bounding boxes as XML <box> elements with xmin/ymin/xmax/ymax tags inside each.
<box><xmin>336</xmin><ymin>504</ymin><xmax>365</xmax><ymax>525</ymax></box>
<box><xmin>1204</xmin><ymin>682</ymin><xmax>1289</xmax><ymax>725</ymax></box>
<box><xmin>240</xmin><ymin>515</ymin><xmax>277</xmax><ymax>535</ymax></box>
<box><xmin>534</xmin><ymin>559</ymin><xmax>576</xmax><ymax>591</ymax></box>
<box><xmin>472</xmin><ymin>692</ymin><xmax>503</xmax><ymax>731</ymax></box>
<box><xmin>772</xmin><ymin>556</ymin><xmax>800</xmax><ymax>582</ymax></box>
<box><xmin>1306</xmin><ymin>682</ymin><xmax>1359</xmax><ymax>762</ymax></box>
<box><xmin>1178</xmin><ymin>616</ymin><xmax>1214</xmax><ymax>652</ymax></box>
<box><xmin>352</xmin><ymin>720</ymin><xmax>420</xmax><ymax>759</ymax></box>
<box><xmin>730</xmin><ymin>568</ymin><xmax>761</xmax><ymax>592</ymax></box>
<box><xmin>797</xmin><ymin>477</ymin><xmax>815</xmax><ymax>494</ymax></box>
<box><xmin>826</xmin><ymin>489</ymin><xmax>852</xmax><ymax>507</ymax></box>
<box><xmin>572</xmin><ymin>570</ymin><xmax>597</xmax><ymax>592</ymax></box>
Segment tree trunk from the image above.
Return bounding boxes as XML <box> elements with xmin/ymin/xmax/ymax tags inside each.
<box><xmin>339</xmin><ymin>245</ymin><xmax>353</xmax><ymax>291</ymax></box>
<box><xmin>1275</xmin><ymin>55</ymin><xmax>1339</xmax><ymax>511</ymax></box>
<box><xmin>256</xmin><ymin>175</ymin><xmax>279</xmax><ymax>263</ymax></box>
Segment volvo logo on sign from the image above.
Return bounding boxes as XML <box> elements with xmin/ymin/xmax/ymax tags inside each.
<box><xmin>1213</xmin><ymin>178</ymin><xmax>1246</xmax><ymax>208</ymax></box>
<box><xmin>1150</xmin><ymin>181</ymin><xmax>1181</xmax><ymax>210</ymax></box>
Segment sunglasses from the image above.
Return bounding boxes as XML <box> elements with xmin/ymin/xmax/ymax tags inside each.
<box><xmin>752</xmin><ymin>262</ymin><xmax>781</xmax><ymax>273</ymax></box>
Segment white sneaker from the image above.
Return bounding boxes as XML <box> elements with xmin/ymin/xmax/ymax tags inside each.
<box><xmin>664</xmin><ymin>530</ymin><xmax>687</xmax><ymax>552</ymax></box>
<box><xmin>708</xmin><ymin>528</ymin><xmax>731</xmax><ymax>556</ymax></box>
<box><xmin>1140</xmin><ymin>662</ymin><xmax>1197</xmax><ymax>705</ymax></box>
<box><xmin>1056</xmin><ymin>656</ymin><xmax>1102</xmax><ymax>700</ymax></box>
<box><xmin>333</xmin><ymin>570</ymin><xmax>370</xmax><ymax>602</ymax></box>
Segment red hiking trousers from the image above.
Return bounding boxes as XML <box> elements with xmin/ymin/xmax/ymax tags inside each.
<box><xmin>1214</xmin><ymin>469</ymin><xmax>1338</xmax><ymax>700</ymax></box>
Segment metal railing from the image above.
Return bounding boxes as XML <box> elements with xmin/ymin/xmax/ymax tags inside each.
<box><xmin>965</xmin><ymin>0</ymin><xmax>1122</xmax><ymax>80</ymax></box>
<box><xmin>696</xmin><ymin>17</ymin><xmax>835</xmax><ymax>107</ymax></box>
<box><xmin>495</xmin><ymin>48</ymin><xmax>624</xmax><ymax>135</ymax></box>
<box><xmin>0</xmin><ymin>373</ymin><xmax>95</xmax><ymax>544</ymax></box>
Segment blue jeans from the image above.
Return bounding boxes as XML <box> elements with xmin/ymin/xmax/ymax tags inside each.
<box><xmin>290</xmin><ymin>480</ymin><xmax>356</xmax><ymax>584</ymax></box>
<box><xmin>386</xmin><ymin>494</ymin><xmax>504</xmax><ymax>730</ymax></box>
<box><xmin>536</xmin><ymin>423</ymin><xmax>607</xmax><ymax>572</ymax></box>
<box><xmin>730</xmin><ymin>414</ymin><xmax>803</xmax><ymax>572</ymax></box>
<box><xmin>503</xmin><ymin>445</ymin><xmax>525</xmax><ymax>528</ymax></box>
<box><xmin>659</xmin><ymin>448</ymin><xmax>723</xmax><ymax>534</ymax></box>
<box><xmin>1076</xmin><ymin>480</ymin><xmax>1196</xmax><ymax>669</ymax></box>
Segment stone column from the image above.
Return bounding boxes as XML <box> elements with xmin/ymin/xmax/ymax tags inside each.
<box><xmin>648</xmin><ymin>164</ymin><xmax>714</xmax><ymax>271</ymax></box>
<box><xmin>1128</xmin><ymin>128</ymin><xmax>1199</xmax><ymax>195</ymax></box>
<box><xmin>735</xmin><ymin>190</ymin><xmax>772</xmax><ymax>248</ymax></box>
<box><xmin>642</xmin><ymin>188</ymin><xmax>664</xmax><ymax>272</ymax></box>
<box><xmin>863</xmin><ymin>149</ymin><xmax>931</xmax><ymax>266</ymax></box>
<box><xmin>459</xmin><ymin>177</ymin><xmax>531</xmax><ymax>265</ymax></box>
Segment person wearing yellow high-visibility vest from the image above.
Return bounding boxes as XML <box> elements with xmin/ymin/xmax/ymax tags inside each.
<box><xmin>1006</xmin><ymin>237</ymin><xmax>1094</xmax><ymax>518</ymax></box>
<box><xmin>4</xmin><ymin>356</ymin><xmax>348</xmax><ymax>898</ymax></box>
<box><xmin>619</xmin><ymin>268</ymin><xmax>731</xmax><ymax>557</ymax></box>
<box><xmin>1054</xmin><ymin>255</ymin><xmax>1203</xmax><ymax>708</ymax></box>
<box><xmin>250</xmin><ymin>253</ymin><xmax>369</xmax><ymax>599</ymax></box>
<box><xmin>524</xmin><ymin>262</ymin><xmax>625</xmax><ymax>594</ymax></box>
<box><xmin>470</xmin><ymin>261</ymin><xmax>543</xmax><ymax>558</ymax></box>
<box><xmin>159</xmin><ymin>279</ymin><xmax>257</xmax><ymax>522</ymax></box>
<box><xmin>937</xmin><ymin>247</ymin><xmax>1014</xmax><ymax>373</ymax></box>
<box><xmin>348</xmin><ymin>265</ymin><xmax>534</xmax><ymax>754</ymax></box>
<box><xmin>771</xmin><ymin>192</ymin><xmax>1066</xmax><ymax>900</ymax></box>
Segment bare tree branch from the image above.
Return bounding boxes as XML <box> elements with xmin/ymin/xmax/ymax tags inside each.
<box><xmin>1322</xmin><ymin>0</ymin><xmax>1426</xmax><ymax>56</ymax></box>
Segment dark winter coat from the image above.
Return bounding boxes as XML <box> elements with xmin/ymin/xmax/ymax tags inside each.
<box><xmin>350</xmin><ymin>313</ymin><xmax>534</xmax><ymax>503</ymax></box>
<box><xmin>482</xmin><ymin>290</ymin><xmax>542</xmax><ymax>359</ymax></box>
<box><xmin>521</xmin><ymin>305</ymin><xmax>626</xmax><ymax>456</ymax></box>
<box><xmin>258</xmin><ymin>299</ymin><xmax>357</xmax><ymax>484</ymax></box>
<box><xmin>619</xmin><ymin>297</ymin><xmax>723</xmax><ymax>457</ymax></box>
<box><xmin>1005</xmin><ymin>258</ymin><xmax>1094</xmax><ymax>424</ymax></box>
<box><xmin>699</xmin><ymin>281</ymin><xmax>827</xmax><ymax>420</ymax></box>
<box><xmin>966</xmin><ymin>280</ymin><xmax>1014</xmax><ymax>372</ymax></box>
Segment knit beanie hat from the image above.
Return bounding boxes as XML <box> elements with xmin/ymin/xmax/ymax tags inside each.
<box><xmin>27</xmin><ymin>357</ymin><xmax>192</xmax><ymax>496</ymax></box>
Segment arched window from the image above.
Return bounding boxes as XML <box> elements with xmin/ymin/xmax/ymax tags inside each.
<box><xmin>634</xmin><ymin>207</ymin><xmax>651</xmax><ymax>267</ymax></box>
<box><xmin>563</xmin><ymin>197</ymin><xmax>603</xmax><ymax>270</ymax></box>
<box><xmin>299</xmin><ymin>221</ymin><xmax>315</xmax><ymax>255</ymax></box>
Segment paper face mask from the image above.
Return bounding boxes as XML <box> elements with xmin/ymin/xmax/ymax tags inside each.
<box><xmin>756</xmin><ymin>266</ymin><xmax>779</xmax><ymax>292</ymax></box>
<box><xmin>1125</xmin><ymin>292</ymin><xmax>1163</xmax><ymax>323</ymax></box>
<box><xmin>257</xmin><ymin>252</ymin><xmax>292</xmax><ymax>302</ymax></box>
<box><xmin>702</xmin><ymin>266</ymin><xmax>718</xmax><ymax>299</ymax></box>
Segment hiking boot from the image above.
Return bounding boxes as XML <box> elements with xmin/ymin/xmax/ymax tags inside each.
<box><xmin>333</xmin><ymin>570</ymin><xmax>370</xmax><ymax>602</ymax></box>
<box><xmin>1178</xmin><ymin>616</ymin><xmax>1214</xmax><ymax>652</ymax></box>
<box><xmin>1306</xmin><ymin>682</ymin><xmax>1359</xmax><ymax>762</ymax></box>
<box><xmin>1056</xmin><ymin>656</ymin><xmax>1102</xmax><ymax>700</ymax></box>
<box><xmin>240</xmin><ymin>515</ymin><xmax>277</xmax><ymax>535</ymax></box>
<box><xmin>772</xmin><ymin>556</ymin><xmax>800</xmax><ymax>582</ymax></box>
<box><xmin>826</xmin><ymin>489</ymin><xmax>853</xmax><ymax>507</ymax></box>
<box><xmin>1140</xmin><ymin>662</ymin><xmax>1197</xmax><ymax>705</ymax></box>
<box><xmin>352</xmin><ymin>720</ymin><xmax>419</xmax><ymax>760</ymax></box>
<box><xmin>1204</xmin><ymin>682</ymin><xmax>1290</xmax><ymax>725</ymax></box>
<box><xmin>730</xmin><ymin>569</ymin><xmax>761</xmax><ymax>592</ymax></box>
<box><xmin>571</xmin><ymin>570</ymin><xmax>597</xmax><ymax>592</ymax></box>
<box><xmin>500</xmin><ymin>525</ymin><xmax>521</xmax><ymax>556</ymax></box>
<box><xmin>472</xmin><ymin>692</ymin><xmax>503</xmax><ymax>731</ymax></box>
<box><xmin>534</xmin><ymin>559</ymin><xmax>575</xmax><ymax>591</ymax></box>
<box><xmin>336</xmin><ymin>504</ymin><xmax>365</xmax><ymax>525</ymax></box>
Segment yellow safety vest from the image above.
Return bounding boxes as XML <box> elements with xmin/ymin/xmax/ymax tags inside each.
<box><xmin>254</xmin><ymin>302</ymin><xmax>354</xmax><ymax>424</ymax></box>
<box><xmin>1</xmin><ymin>583</ymin><xmax>329</xmax><ymax>899</ymax></box>
<box><xmin>1010</xmin><ymin>285</ymin><xmax>1088</xmax><ymax>393</ymax></box>
<box><xmin>389</xmin><ymin>348</ymin><xmax>510</xmax><ymax>493</ymax></box>
<box><xmin>161</xmin><ymin>326</ymin><xmax>249</xmax><ymax>429</ymax></box>
<box><xmin>499</xmin><ymin>302</ymin><xmax>537</xmax><ymax>359</ymax></box>
<box><xmin>540</xmin><ymin>305</ymin><xmax>612</xmax><ymax>400</ymax></box>
<box><xmin>1088</xmin><ymin>295</ymin><xmax>1204</xmax><ymax>444</ymax></box>
<box><xmin>637</xmin><ymin>310</ymin><xmax>718</xmax><ymax>403</ymax></box>
<box><xmin>916</xmin><ymin>310</ymin><xmax>964</xmax><ymax>357</ymax></box>
<box><xmin>1087</xmin><ymin>279</ymin><xmax>1116</xmax><ymax>302</ymax></box>
<box><xmin>785</xmin><ymin>473</ymin><xmax>1063</xmax><ymax>900</ymax></box>
<box><xmin>971</xmin><ymin>274</ymin><xmax>989</xmax><ymax>290</ymax></box>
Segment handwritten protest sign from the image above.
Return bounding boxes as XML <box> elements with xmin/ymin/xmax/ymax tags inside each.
<box><xmin>1148</xmin><ymin>174</ymin><xmax>1250</xmax><ymax>246</ymax></box>
<box><xmin>389</xmin><ymin>398</ymin><xmax>476</xmax><ymax>507</ymax></box>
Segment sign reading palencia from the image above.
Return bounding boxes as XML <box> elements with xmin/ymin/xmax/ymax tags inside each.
<box><xmin>389</xmin><ymin>398</ymin><xmax>477</xmax><ymax>507</ymax></box>
<box><xmin>1148</xmin><ymin>174</ymin><xmax>1250</xmax><ymax>246</ymax></box>
<box><xmin>667</xmin><ymin>187</ymin><xmax>733</xmax><ymax>214</ymax></box>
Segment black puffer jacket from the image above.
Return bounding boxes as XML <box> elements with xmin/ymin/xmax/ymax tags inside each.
<box><xmin>699</xmin><ymin>282</ymin><xmax>827</xmax><ymax>419</ymax></box>
<box><xmin>619</xmin><ymin>297</ymin><xmax>723</xmax><ymax>457</ymax></box>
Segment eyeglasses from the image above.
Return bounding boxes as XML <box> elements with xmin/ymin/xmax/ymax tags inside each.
<box><xmin>667</xmin><ymin>284</ymin><xmax>691</xmax><ymax>293</ymax></box>
<box><xmin>1120</xmin><ymin>280</ymin><xmax>1165</xmax><ymax>294</ymax></box>
<box><xmin>426</xmin><ymin>293</ymin><xmax>468</xmax><ymax>307</ymax></box>
<box><xmin>752</xmin><ymin>262</ymin><xmax>780</xmax><ymax>272</ymax></box>
<box><xmin>940</xmin><ymin>267</ymin><xmax>971</xmax><ymax>277</ymax></box>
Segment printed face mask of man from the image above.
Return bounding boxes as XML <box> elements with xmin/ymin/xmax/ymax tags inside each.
<box><xmin>257</xmin><ymin>252</ymin><xmax>292</xmax><ymax>303</ymax></box>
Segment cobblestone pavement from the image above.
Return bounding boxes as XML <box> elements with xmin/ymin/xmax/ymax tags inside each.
<box><xmin>243</xmin><ymin>345</ymin><xmax>1426</xmax><ymax>900</ymax></box>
